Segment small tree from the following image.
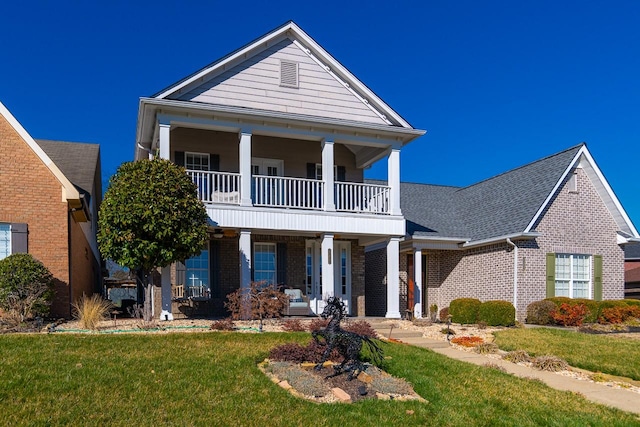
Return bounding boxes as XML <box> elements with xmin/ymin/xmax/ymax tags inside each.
<box><xmin>225</xmin><ymin>282</ymin><xmax>288</xmax><ymax>331</ymax></box>
<box><xmin>98</xmin><ymin>159</ymin><xmax>208</xmax><ymax>321</ymax></box>
<box><xmin>0</xmin><ymin>253</ymin><xmax>54</xmax><ymax>321</ymax></box>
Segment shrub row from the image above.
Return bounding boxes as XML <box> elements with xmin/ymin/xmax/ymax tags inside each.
<box><xmin>448</xmin><ymin>298</ymin><xmax>515</xmax><ymax>326</ymax></box>
<box><xmin>526</xmin><ymin>298</ymin><xmax>640</xmax><ymax>326</ymax></box>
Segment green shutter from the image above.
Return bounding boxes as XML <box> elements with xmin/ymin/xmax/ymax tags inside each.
<box><xmin>546</xmin><ymin>253</ymin><xmax>556</xmax><ymax>298</ymax></box>
<box><xmin>593</xmin><ymin>255</ymin><xmax>603</xmax><ymax>301</ymax></box>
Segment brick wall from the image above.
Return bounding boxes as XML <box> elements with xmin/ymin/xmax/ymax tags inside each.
<box><xmin>0</xmin><ymin>114</ymin><xmax>72</xmax><ymax>318</ymax></box>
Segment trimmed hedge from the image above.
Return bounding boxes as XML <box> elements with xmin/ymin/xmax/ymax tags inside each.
<box><xmin>450</xmin><ymin>298</ymin><xmax>481</xmax><ymax>324</ymax></box>
<box><xmin>545</xmin><ymin>297</ymin><xmax>599</xmax><ymax>323</ymax></box>
<box><xmin>478</xmin><ymin>300</ymin><xmax>515</xmax><ymax>326</ymax></box>
<box><xmin>526</xmin><ymin>300</ymin><xmax>557</xmax><ymax>325</ymax></box>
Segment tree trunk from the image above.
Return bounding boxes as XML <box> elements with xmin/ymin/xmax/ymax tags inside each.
<box><xmin>143</xmin><ymin>271</ymin><xmax>153</xmax><ymax>322</ymax></box>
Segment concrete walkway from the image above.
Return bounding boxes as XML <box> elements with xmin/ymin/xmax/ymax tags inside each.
<box><xmin>367</xmin><ymin>319</ymin><xmax>640</xmax><ymax>415</ymax></box>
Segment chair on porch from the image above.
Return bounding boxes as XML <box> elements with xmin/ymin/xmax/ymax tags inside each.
<box><xmin>171</xmin><ymin>284</ymin><xmax>192</xmax><ymax>318</ymax></box>
<box><xmin>284</xmin><ymin>288</ymin><xmax>311</xmax><ymax>316</ymax></box>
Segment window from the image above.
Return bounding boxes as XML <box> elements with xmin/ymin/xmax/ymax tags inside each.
<box><xmin>315</xmin><ymin>164</ymin><xmax>338</xmax><ymax>180</ymax></box>
<box><xmin>185</xmin><ymin>152</ymin><xmax>209</xmax><ymax>171</ymax></box>
<box><xmin>254</xmin><ymin>243</ymin><xmax>276</xmax><ymax>284</ymax></box>
<box><xmin>0</xmin><ymin>224</ymin><xmax>10</xmax><ymax>260</ymax></box>
<box><xmin>185</xmin><ymin>249</ymin><xmax>209</xmax><ymax>298</ymax></box>
<box><xmin>555</xmin><ymin>254</ymin><xmax>591</xmax><ymax>298</ymax></box>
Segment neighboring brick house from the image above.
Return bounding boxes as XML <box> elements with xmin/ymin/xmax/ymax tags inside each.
<box><xmin>366</xmin><ymin>144</ymin><xmax>639</xmax><ymax>320</ymax></box>
<box><xmin>624</xmin><ymin>244</ymin><xmax>640</xmax><ymax>299</ymax></box>
<box><xmin>135</xmin><ymin>22</ymin><xmax>424</xmax><ymax>319</ymax></box>
<box><xmin>0</xmin><ymin>101</ymin><xmax>102</xmax><ymax>318</ymax></box>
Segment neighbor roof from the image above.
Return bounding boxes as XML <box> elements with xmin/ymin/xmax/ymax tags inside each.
<box><xmin>389</xmin><ymin>143</ymin><xmax>639</xmax><ymax>246</ymax></box>
<box><xmin>625</xmin><ymin>244</ymin><xmax>640</xmax><ymax>260</ymax></box>
<box><xmin>37</xmin><ymin>139</ymin><xmax>102</xmax><ymax>203</ymax></box>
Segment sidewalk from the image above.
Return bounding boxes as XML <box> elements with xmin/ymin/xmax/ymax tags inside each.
<box><xmin>367</xmin><ymin>319</ymin><xmax>640</xmax><ymax>415</ymax></box>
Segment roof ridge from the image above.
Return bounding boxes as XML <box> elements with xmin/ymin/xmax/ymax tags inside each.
<box><xmin>456</xmin><ymin>143</ymin><xmax>585</xmax><ymax>192</ymax></box>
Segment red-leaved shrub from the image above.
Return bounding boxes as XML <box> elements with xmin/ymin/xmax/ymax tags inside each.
<box><xmin>269</xmin><ymin>341</ymin><xmax>342</xmax><ymax>363</ymax></box>
<box><xmin>281</xmin><ymin>319</ymin><xmax>306</xmax><ymax>332</ymax></box>
<box><xmin>550</xmin><ymin>303</ymin><xmax>589</xmax><ymax>326</ymax></box>
<box><xmin>308</xmin><ymin>317</ymin><xmax>329</xmax><ymax>332</ymax></box>
<box><xmin>450</xmin><ymin>336</ymin><xmax>484</xmax><ymax>347</ymax></box>
<box><xmin>343</xmin><ymin>320</ymin><xmax>377</xmax><ymax>338</ymax></box>
<box><xmin>598</xmin><ymin>306</ymin><xmax>640</xmax><ymax>324</ymax></box>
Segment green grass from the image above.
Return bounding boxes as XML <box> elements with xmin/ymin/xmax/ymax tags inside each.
<box><xmin>494</xmin><ymin>328</ymin><xmax>640</xmax><ymax>380</ymax></box>
<box><xmin>0</xmin><ymin>332</ymin><xmax>637</xmax><ymax>426</ymax></box>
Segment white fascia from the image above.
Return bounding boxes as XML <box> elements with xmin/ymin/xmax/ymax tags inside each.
<box><xmin>460</xmin><ymin>232</ymin><xmax>541</xmax><ymax>249</ymax></box>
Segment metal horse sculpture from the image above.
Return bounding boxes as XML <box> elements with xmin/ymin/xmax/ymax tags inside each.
<box><xmin>312</xmin><ymin>297</ymin><xmax>384</xmax><ymax>380</ymax></box>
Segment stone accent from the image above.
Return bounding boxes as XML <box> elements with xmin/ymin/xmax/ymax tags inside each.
<box><xmin>331</xmin><ymin>387</ymin><xmax>352</xmax><ymax>402</ymax></box>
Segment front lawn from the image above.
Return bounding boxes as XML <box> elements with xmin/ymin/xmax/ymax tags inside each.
<box><xmin>0</xmin><ymin>332</ymin><xmax>637</xmax><ymax>426</ymax></box>
<box><xmin>493</xmin><ymin>327</ymin><xmax>640</xmax><ymax>380</ymax></box>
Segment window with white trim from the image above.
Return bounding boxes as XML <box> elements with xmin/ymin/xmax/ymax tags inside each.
<box><xmin>555</xmin><ymin>254</ymin><xmax>591</xmax><ymax>298</ymax></box>
<box><xmin>0</xmin><ymin>224</ymin><xmax>10</xmax><ymax>260</ymax></box>
<box><xmin>315</xmin><ymin>164</ymin><xmax>338</xmax><ymax>180</ymax></box>
<box><xmin>254</xmin><ymin>243</ymin><xmax>276</xmax><ymax>284</ymax></box>
<box><xmin>185</xmin><ymin>247</ymin><xmax>209</xmax><ymax>298</ymax></box>
<box><xmin>185</xmin><ymin>152</ymin><xmax>209</xmax><ymax>171</ymax></box>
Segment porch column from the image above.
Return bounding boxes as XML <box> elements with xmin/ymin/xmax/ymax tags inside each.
<box><xmin>158</xmin><ymin>123</ymin><xmax>170</xmax><ymax>160</ymax></box>
<box><xmin>239</xmin><ymin>229</ymin><xmax>252</xmax><ymax>290</ymax></box>
<box><xmin>322</xmin><ymin>139</ymin><xmax>335</xmax><ymax>211</ymax></box>
<box><xmin>159</xmin><ymin>266</ymin><xmax>173</xmax><ymax>321</ymax></box>
<box><xmin>239</xmin><ymin>130</ymin><xmax>253</xmax><ymax>207</ymax></box>
<box><xmin>321</xmin><ymin>233</ymin><xmax>335</xmax><ymax>305</ymax></box>
<box><xmin>414</xmin><ymin>249</ymin><xmax>423</xmax><ymax>318</ymax></box>
<box><xmin>388</xmin><ymin>148</ymin><xmax>401</xmax><ymax>215</ymax></box>
<box><xmin>385</xmin><ymin>237</ymin><xmax>401</xmax><ymax>318</ymax></box>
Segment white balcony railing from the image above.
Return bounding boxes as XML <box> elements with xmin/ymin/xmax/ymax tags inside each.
<box><xmin>186</xmin><ymin>170</ymin><xmax>391</xmax><ymax>214</ymax></box>
<box><xmin>335</xmin><ymin>182</ymin><xmax>390</xmax><ymax>214</ymax></box>
<box><xmin>253</xmin><ymin>175</ymin><xmax>324</xmax><ymax>210</ymax></box>
<box><xmin>186</xmin><ymin>170</ymin><xmax>241</xmax><ymax>204</ymax></box>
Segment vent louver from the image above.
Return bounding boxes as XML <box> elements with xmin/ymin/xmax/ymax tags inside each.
<box><xmin>280</xmin><ymin>60</ymin><xmax>298</xmax><ymax>88</ymax></box>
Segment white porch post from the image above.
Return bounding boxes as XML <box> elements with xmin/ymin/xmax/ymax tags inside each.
<box><xmin>159</xmin><ymin>266</ymin><xmax>173</xmax><ymax>321</ymax></box>
<box><xmin>239</xmin><ymin>229</ymin><xmax>252</xmax><ymax>290</ymax></box>
<box><xmin>158</xmin><ymin>123</ymin><xmax>170</xmax><ymax>160</ymax></box>
<box><xmin>321</xmin><ymin>233</ymin><xmax>335</xmax><ymax>309</ymax></box>
<box><xmin>322</xmin><ymin>139</ymin><xmax>335</xmax><ymax>211</ymax></box>
<box><xmin>385</xmin><ymin>237</ymin><xmax>401</xmax><ymax>318</ymax></box>
<box><xmin>388</xmin><ymin>148</ymin><xmax>401</xmax><ymax>215</ymax></box>
<box><xmin>414</xmin><ymin>249</ymin><xmax>423</xmax><ymax>319</ymax></box>
<box><xmin>239</xmin><ymin>130</ymin><xmax>253</xmax><ymax>207</ymax></box>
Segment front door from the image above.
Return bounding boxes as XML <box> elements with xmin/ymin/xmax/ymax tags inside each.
<box><xmin>305</xmin><ymin>240</ymin><xmax>351</xmax><ymax>315</ymax></box>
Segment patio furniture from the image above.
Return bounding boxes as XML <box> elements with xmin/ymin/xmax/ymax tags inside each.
<box><xmin>284</xmin><ymin>288</ymin><xmax>311</xmax><ymax>316</ymax></box>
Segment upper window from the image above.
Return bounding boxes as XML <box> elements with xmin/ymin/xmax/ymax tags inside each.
<box><xmin>186</xmin><ymin>152</ymin><xmax>209</xmax><ymax>171</ymax></box>
<box><xmin>0</xmin><ymin>224</ymin><xmax>10</xmax><ymax>260</ymax></box>
<box><xmin>315</xmin><ymin>164</ymin><xmax>338</xmax><ymax>180</ymax></box>
<box><xmin>280</xmin><ymin>60</ymin><xmax>299</xmax><ymax>88</ymax></box>
<box><xmin>555</xmin><ymin>254</ymin><xmax>591</xmax><ymax>298</ymax></box>
<box><xmin>254</xmin><ymin>243</ymin><xmax>276</xmax><ymax>285</ymax></box>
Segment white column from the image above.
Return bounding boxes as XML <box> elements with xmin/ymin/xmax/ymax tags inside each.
<box><xmin>159</xmin><ymin>123</ymin><xmax>170</xmax><ymax>160</ymax></box>
<box><xmin>239</xmin><ymin>131</ymin><xmax>253</xmax><ymax>207</ymax></box>
<box><xmin>321</xmin><ymin>233</ymin><xmax>335</xmax><ymax>306</ymax></box>
<box><xmin>239</xmin><ymin>229</ymin><xmax>252</xmax><ymax>290</ymax></box>
<box><xmin>322</xmin><ymin>139</ymin><xmax>335</xmax><ymax>211</ymax></box>
<box><xmin>414</xmin><ymin>249</ymin><xmax>423</xmax><ymax>319</ymax></box>
<box><xmin>159</xmin><ymin>266</ymin><xmax>173</xmax><ymax>321</ymax></box>
<box><xmin>388</xmin><ymin>148</ymin><xmax>401</xmax><ymax>215</ymax></box>
<box><xmin>385</xmin><ymin>237</ymin><xmax>401</xmax><ymax>318</ymax></box>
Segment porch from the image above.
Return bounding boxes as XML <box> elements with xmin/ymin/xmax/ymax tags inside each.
<box><xmin>187</xmin><ymin>170</ymin><xmax>391</xmax><ymax>214</ymax></box>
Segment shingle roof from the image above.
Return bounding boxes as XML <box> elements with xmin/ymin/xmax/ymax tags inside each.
<box><xmin>36</xmin><ymin>140</ymin><xmax>101</xmax><ymax>203</ymax></box>
<box><xmin>625</xmin><ymin>244</ymin><xmax>640</xmax><ymax>260</ymax></box>
<box><xmin>385</xmin><ymin>144</ymin><xmax>584</xmax><ymax>243</ymax></box>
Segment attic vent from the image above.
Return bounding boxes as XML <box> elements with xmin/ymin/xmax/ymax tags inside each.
<box><xmin>280</xmin><ymin>60</ymin><xmax>298</xmax><ymax>88</ymax></box>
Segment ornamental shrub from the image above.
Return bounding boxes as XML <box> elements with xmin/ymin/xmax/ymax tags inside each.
<box><xmin>450</xmin><ymin>336</ymin><xmax>484</xmax><ymax>347</ymax></box>
<box><xmin>526</xmin><ymin>300</ymin><xmax>557</xmax><ymax>325</ymax></box>
<box><xmin>0</xmin><ymin>253</ymin><xmax>54</xmax><ymax>321</ymax></box>
<box><xmin>478</xmin><ymin>300</ymin><xmax>515</xmax><ymax>326</ymax></box>
<box><xmin>545</xmin><ymin>297</ymin><xmax>599</xmax><ymax>323</ymax></box>
<box><xmin>550</xmin><ymin>303</ymin><xmax>589</xmax><ymax>326</ymax></box>
<box><xmin>598</xmin><ymin>305</ymin><xmax>640</xmax><ymax>324</ymax></box>
<box><xmin>449</xmin><ymin>298</ymin><xmax>481</xmax><ymax>324</ymax></box>
<box><xmin>439</xmin><ymin>306</ymin><xmax>450</xmax><ymax>322</ymax></box>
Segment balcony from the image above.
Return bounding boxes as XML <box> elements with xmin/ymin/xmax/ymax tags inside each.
<box><xmin>186</xmin><ymin>170</ymin><xmax>391</xmax><ymax>215</ymax></box>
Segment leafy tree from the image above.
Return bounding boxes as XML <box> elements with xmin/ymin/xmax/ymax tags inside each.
<box><xmin>0</xmin><ymin>253</ymin><xmax>54</xmax><ymax>321</ymax></box>
<box><xmin>98</xmin><ymin>159</ymin><xmax>208</xmax><ymax>321</ymax></box>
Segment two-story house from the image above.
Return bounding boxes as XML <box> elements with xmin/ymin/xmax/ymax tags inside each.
<box><xmin>135</xmin><ymin>22</ymin><xmax>424</xmax><ymax>319</ymax></box>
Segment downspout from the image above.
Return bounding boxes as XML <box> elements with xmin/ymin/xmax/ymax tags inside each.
<box><xmin>506</xmin><ymin>238</ymin><xmax>518</xmax><ymax>320</ymax></box>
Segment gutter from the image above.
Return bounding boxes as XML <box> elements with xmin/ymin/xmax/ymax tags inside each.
<box><xmin>460</xmin><ymin>232</ymin><xmax>540</xmax><ymax>249</ymax></box>
<box><xmin>506</xmin><ymin>238</ymin><xmax>518</xmax><ymax>320</ymax></box>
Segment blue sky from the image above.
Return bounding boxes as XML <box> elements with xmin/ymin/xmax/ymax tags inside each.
<box><xmin>2</xmin><ymin>1</ymin><xmax>639</xmax><ymax>228</ymax></box>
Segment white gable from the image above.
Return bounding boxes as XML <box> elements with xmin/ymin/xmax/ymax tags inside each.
<box><xmin>170</xmin><ymin>38</ymin><xmax>389</xmax><ymax>125</ymax></box>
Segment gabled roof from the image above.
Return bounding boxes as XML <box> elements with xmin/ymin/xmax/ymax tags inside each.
<box><xmin>36</xmin><ymin>140</ymin><xmax>102</xmax><ymax>204</ymax></box>
<box><xmin>151</xmin><ymin>21</ymin><xmax>414</xmax><ymax>129</ymax></box>
<box><xmin>392</xmin><ymin>143</ymin><xmax>639</xmax><ymax>246</ymax></box>
<box><xmin>625</xmin><ymin>244</ymin><xmax>640</xmax><ymax>260</ymax></box>
<box><xmin>0</xmin><ymin>101</ymin><xmax>81</xmax><ymax>202</ymax></box>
